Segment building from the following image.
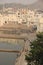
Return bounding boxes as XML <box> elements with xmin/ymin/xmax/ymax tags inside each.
<box><xmin>0</xmin><ymin>8</ymin><xmax>43</xmax><ymax>32</ymax></box>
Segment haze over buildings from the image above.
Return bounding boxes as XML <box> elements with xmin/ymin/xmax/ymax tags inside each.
<box><xmin>0</xmin><ymin>0</ymin><xmax>43</xmax><ymax>10</ymax></box>
<box><xmin>0</xmin><ymin>0</ymin><xmax>38</xmax><ymax>5</ymax></box>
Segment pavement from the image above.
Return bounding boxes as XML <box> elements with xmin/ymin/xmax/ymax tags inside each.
<box><xmin>15</xmin><ymin>51</ymin><xmax>27</xmax><ymax>65</ymax></box>
<box><xmin>15</xmin><ymin>33</ymin><xmax>36</xmax><ymax>65</ymax></box>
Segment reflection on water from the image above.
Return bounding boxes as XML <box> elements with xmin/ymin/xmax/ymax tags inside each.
<box><xmin>0</xmin><ymin>41</ymin><xmax>24</xmax><ymax>65</ymax></box>
<box><xmin>0</xmin><ymin>52</ymin><xmax>17</xmax><ymax>65</ymax></box>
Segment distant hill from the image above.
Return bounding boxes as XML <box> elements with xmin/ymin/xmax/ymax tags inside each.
<box><xmin>0</xmin><ymin>0</ymin><xmax>43</xmax><ymax>10</ymax></box>
<box><xmin>27</xmin><ymin>0</ymin><xmax>43</xmax><ymax>10</ymax></box>
<box><xmin>0</xmin><ymin>3</ymin><xmax>26</xmax><ymax>9</ymax></box>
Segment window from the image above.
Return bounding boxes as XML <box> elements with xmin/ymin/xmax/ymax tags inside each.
<box><xmin>5</xmin><ymin>21</ymin><xmax>7</xmax><ymax>24</ymax></box>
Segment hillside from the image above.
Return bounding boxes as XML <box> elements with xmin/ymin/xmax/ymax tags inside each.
<box><xmin>0</xmin><ymin>0</ymin><xmax>43</xmax><ymax>10</ymax></box>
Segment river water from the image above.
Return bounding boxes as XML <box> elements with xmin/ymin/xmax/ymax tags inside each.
<box><xmin>0</xmin><ymin>40</ymin><xmax>24</xmax><ymax>65</ymax></box>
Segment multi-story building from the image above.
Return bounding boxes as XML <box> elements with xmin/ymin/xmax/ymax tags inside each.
<box><xmin>0</xmin><ymin>8</ymin><xmax>43</xmax><ymax>32</ymax></box>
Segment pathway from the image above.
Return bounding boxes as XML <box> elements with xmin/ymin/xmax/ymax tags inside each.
<box><xmin>15</xmin><ymin>33</ymin><xmax>36</xmax><ymax>65</ymax></box>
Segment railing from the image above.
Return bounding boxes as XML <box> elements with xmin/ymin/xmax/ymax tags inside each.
<box><xmin>0</xmin><ymin>49</ymin><xmax>20</xmax><ymax>53</ymax></box>
<box><xmin>0</xmin><ymin>35</ymin><xmax>28</xmax><ymax>53</ymax></box>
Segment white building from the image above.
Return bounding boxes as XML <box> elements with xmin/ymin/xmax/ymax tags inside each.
<box><xmin>37</xmin><ymin>17</ymin><xmax>43</xmax><ymax>32</ymax></box>
<box><xmin>0</xmin><ymin>8</ymin><xmax>43</xmax><ymax>32</ymax></box>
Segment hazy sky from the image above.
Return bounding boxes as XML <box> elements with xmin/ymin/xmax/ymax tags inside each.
<box><xmin>0</xmin><ymin>0</ymin><xmax>38</xmax><ymax>5</ymax></box>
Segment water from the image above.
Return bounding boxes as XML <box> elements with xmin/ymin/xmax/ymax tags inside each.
<box><xmin>0</xmin><ymin>41</ymin><xmax>24</xmax><ymax>65</ymax></box>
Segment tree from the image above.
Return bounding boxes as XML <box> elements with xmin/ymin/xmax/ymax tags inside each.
<box><xmin>25</xmin><ymin>32</ymin><xmax>43</xmax><ymax>65</ymax></box>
